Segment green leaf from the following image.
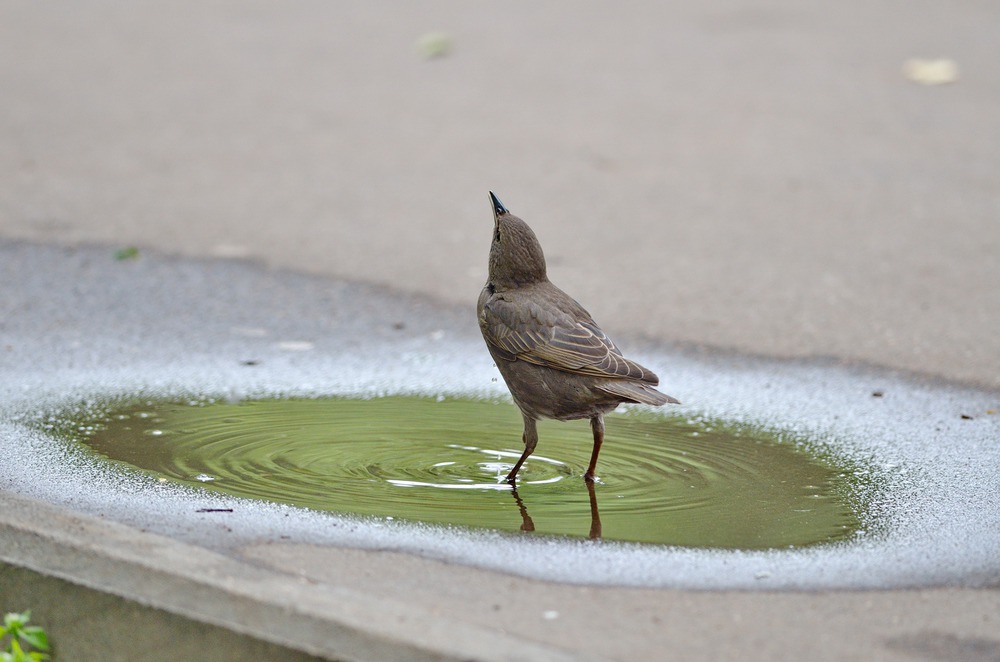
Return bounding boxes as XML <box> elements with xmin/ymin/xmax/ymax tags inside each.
<box><xmin>6</xmin><ymin>639</ymin><xmax>24</xmax><ymax>662</ymax></box>
<box><xmin>415</xmin><ymin>32</ymin><xmax>453</xmax><ymax>59</ymax></box>
<box><xmin>18</xmin><ymin>628</ymin><xmax>48</xmax><ymax>653</ymax></box>
<box><xmin>3</xmin><ymin>612</ymin><xmax>28</xmax><ymax>643</ymax></box>
<box><xmin>4</xmin><ymin>611</ymin><xmax>28</xmax><ymax>633</ymax></box>
<box><xmin>114</xmin><ymin>246</ymin><xmax>140</xmax><ymax>261</ymax></box>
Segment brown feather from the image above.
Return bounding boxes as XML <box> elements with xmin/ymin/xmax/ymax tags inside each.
<box><xmin>480</xmin><ymin>289</ymin><xmax>660</xmax><ymax>384</ymax></box>
<box><xmin>595</xmin><ymin>380</ymin><xmax>681</xmax><ymax>406</ymax></box>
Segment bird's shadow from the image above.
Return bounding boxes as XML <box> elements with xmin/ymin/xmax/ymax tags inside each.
<box><xmin>509</xmin><ymin>481</ymin><xmax>602</xmax><ymax>540</ymax></box>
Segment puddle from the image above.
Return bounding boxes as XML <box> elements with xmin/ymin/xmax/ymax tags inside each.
<box><xmin>57</xmin><ymin>397</ymin><xmax>867</xmax><ymax>549</ymax></box>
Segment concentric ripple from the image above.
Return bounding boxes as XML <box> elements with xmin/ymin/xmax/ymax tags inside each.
<box><xmin>66</xmin><ymin>397</ymin><xmax>864</xmax><ymax>548</ymax></box>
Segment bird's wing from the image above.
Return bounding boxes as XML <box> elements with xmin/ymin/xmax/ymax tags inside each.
<box><xmin>480</xmin><ymin>295</ymin><xmax>659</xmax><ymax>384</ymax></box>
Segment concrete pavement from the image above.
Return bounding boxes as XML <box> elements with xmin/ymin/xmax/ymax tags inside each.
<box><xmin>2</xmin><ymin>0</ymin><xmax>998</xmax><ymax>387</ymax></box>
<box><xmin>2</xmin><ymin>2</ymin><xmax>999</xmax><ymax>660</ymax></box>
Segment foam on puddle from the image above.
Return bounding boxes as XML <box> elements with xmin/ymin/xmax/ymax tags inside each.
<box><xmin>2</xmin><ymin>340</ymin><xmax>998</xmax><ymax>590</ymax></box>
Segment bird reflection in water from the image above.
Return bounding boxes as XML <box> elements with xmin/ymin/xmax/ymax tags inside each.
<box><xmin>510</xmin><ymin>482</ymin><xmax>602</xmax><ymax>540</ymax></box>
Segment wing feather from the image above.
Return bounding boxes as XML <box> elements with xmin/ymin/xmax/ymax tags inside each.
<box><xmin>479</xmin><ymin>293</ymin><xmax>659</xmax><ymax>384</ymax></box>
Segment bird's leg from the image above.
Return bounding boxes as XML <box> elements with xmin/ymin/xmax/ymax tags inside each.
<box><xmin>505</xmin><ymin>415</ymin><xmax>538</xmax><ymax>483</ymax></box>
<box><xmin>584</xmin><ymin>414</ymin><xmax>605</xmax><ymax>482</ymax></box>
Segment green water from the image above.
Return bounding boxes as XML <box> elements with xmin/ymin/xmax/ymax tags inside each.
<box><xmin>64</xmin><ymin>397</ymin><xmax>864</xmax><ymax>548</ymax></box>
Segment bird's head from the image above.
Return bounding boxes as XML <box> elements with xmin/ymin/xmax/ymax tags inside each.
<box><xmin>487</xmin><ymin>192</ymin><xmax>548</xmax><ymax>287</ymax></box>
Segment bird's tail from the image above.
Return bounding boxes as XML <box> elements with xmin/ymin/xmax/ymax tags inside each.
<box><xmin>596</xmin><ymin>381</ymin><xmax>680</xmax><ymax>407</ymax></box>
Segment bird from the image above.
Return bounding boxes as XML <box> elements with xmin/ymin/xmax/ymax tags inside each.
<box><xmin>477</xmin><ymin>192</ymin><xmax>679</xmax><ymax>483</ymax></box>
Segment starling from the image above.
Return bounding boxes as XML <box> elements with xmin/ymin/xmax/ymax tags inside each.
<box><xmin>477</xmin><ymin>192</ymin><xmax>679</xmax><ymax>483</ymax></box>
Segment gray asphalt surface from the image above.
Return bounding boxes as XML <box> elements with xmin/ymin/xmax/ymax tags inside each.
<box><xmin>2</xmin><ymin>2</ymin><xmax>999</xmax><ymax>660</ymax></box>
<box><xmin>2</xmin><ymin>1</ymin><xmax>998</xmax><ymax>388</ymax></box>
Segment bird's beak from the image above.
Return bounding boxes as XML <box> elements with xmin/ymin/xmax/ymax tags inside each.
<box><xmin>489</xmin><ymin>191</ymin><xmax>508</xmax><ymax>220</ymax></box>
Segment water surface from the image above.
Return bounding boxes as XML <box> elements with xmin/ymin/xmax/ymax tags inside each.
<box><xmin>67</xmin><ymin>396</ymin><xmax>863</xmax><ymax>548</ymax></box>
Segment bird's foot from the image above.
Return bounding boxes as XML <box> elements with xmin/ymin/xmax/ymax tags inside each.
<box><xmin>583</xmin><ymin>472</ymin><xmax>598</xmax><ymax>483</ymax></box>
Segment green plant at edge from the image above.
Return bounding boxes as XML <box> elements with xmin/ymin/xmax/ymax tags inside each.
<box><xmin>1</xmin><ymin>611</ymin><xmax>50</xmax><ymax>662</ymax></box>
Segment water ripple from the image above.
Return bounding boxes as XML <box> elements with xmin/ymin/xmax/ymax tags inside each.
<box><xmin>71</xmin><ymin>396</ymin><xmax>862</xmax><ymax>548</ymax></box>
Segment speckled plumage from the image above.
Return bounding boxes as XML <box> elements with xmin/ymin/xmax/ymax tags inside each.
<box><xmin>477</xmin><ymin>192</ymin><xmax>679</xmax><ymax>482</ymax></box>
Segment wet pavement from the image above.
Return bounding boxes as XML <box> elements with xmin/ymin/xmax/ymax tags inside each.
<box><xmin>1</xmin><ymin>241</ymin><xmax>999</xmax><ymax>660</ymax></box>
